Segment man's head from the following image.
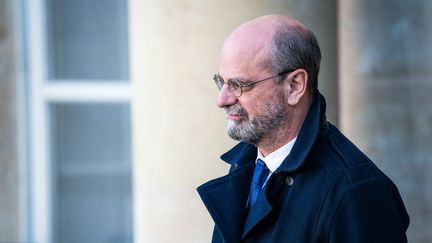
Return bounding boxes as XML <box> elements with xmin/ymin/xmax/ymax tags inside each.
<box><xmin>215</xmin><ymin>15</ymin><xmax>321</xmax><ymax>150</ymax></box>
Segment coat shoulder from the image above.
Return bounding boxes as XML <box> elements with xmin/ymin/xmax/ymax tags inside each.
<box><xmin>310</xmin><ymin>123</ymin><xmax>409</xmax><ymax>242</ymax></box>
<box><xmin>312</xmin><ymin>123</ymin><xmax>388</xmax><ymax>185</ymax></box>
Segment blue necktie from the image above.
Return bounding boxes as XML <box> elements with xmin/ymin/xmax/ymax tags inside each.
<box><xmin>248</xmin><ymin>159</ymin><xmax>270</xmax><ymax>208</ymax></box>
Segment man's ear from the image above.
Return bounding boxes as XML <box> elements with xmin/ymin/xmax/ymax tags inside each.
<box><xmin>283</xmin><ymin>69</ymin><xmax>308</xmax><ymax>106</ymax></box>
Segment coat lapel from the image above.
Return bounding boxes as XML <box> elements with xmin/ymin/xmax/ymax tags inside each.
<box><xmin>241</xmin><ymin>188</ymin><xmax>272</xmax><ymax>239</ymax></box>
<box><xmin>197</xmin><ymin>161</ymin><xmax>254</xmax><ymax>243</ymax></box>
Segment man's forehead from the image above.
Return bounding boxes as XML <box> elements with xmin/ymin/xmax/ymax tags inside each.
<box><xmin>219</xmin><ymin>39</ymin><xmax>269</xmax><ymax>79</ymax></box>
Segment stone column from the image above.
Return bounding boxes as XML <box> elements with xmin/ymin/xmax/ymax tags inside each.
<box><xmin>0</xmin><ymin>0</ymin><xmax>21</xmax><ymax>241</ymax></box>
<box><xmin>340</xmin><ymin>1</ymin><xmax>432</xmax><ymax>242</ymax></box>
<box><xmin>129</xmin><ymin>0</ymin><xmax>337</xmax><ymax>242</ymax></box>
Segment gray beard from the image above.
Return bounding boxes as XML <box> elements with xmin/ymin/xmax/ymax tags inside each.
<box><xmin>225</xmin><ymin>92</ymin><xmax>287</xmax><ymax>145</ymax></box>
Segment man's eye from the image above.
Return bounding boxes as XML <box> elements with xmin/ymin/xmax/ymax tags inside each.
<box><xmin>229</xmin><ymin>81</ymin><xmax>241</xmax><ymax>90</ymax></box>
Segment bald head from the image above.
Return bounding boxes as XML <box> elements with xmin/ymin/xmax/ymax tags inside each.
<box><xmin>220</xmin><ymin>14</ymin><xmax>321</xmax><ymax>94</ymax></box>
<box><xmin>223</xmin><ymin>15</ymin><xmax>304</xmax><ymax>50</ymax></box>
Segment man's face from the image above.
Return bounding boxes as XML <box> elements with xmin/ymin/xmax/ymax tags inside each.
<box><xmin>217</xmin><ymin>44</ymin><xmax>289</xmax><ymax>144</ymax></box>
<box><xmin>216</xmin><ymin>23</ymin><xmax>290</xmax><ymax>145</ymax></box>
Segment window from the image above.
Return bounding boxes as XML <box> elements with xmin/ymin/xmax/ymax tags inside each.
<box><xmin>25</xmin><ymin>0</ymin><xmax>133</xmax><ymax>242</ymax></box>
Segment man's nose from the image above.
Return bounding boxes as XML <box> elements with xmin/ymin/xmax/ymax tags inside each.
<box><xmin>217</xmin><ymin>84</ymin><xmax>238</xmax><ymax>108</ymax></box>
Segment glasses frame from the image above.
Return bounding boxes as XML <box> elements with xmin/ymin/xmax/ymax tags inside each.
<box><xmin>213</xmin><ymin>69</ymin><xmax>295</xmax><ymax>97</ymax></box>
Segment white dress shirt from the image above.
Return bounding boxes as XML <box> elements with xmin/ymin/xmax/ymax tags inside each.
<box><xmin>256</xmin><ymin>137</ymin><xmax>297</xmax><ymax>186</ymax></box>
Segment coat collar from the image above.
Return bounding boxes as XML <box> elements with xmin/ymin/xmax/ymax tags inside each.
<box><xmin>220</xmin><ymin>91</ymin><xmax>327</xmax><ymax>173</ymax></box>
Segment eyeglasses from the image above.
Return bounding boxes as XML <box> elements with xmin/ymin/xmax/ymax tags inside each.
<box><xmin>213</xmin><ymin>69</ymin><xmax>294</xmax><ymax>97</ymax></box>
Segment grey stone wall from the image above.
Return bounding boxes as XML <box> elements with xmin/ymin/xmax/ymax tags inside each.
<box><xmin>340</xmin><ymin>1</ymin><xmax>432</xmax><ymax>242</ymax></box>
<box><xmin>0</xmin><ymin>0</ymin><xmax>20</xmax><ymax>241</ymax></box>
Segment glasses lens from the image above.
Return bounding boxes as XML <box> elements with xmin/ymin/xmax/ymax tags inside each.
<box><xmin>228</xmin><ymin>81</ymin><xmax>241</xmax><ymax>97</ymax></box>
<box><xmin>213</xmin><ymin>74</ymin><xmax>242</xmax><ymax>97</ymax></box>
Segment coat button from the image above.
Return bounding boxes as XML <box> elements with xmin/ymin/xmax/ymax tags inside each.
<box><xmin>286</xmin><ymin>176</ymin><xmax>294</xmax><ymax>186</ymax></box>
<box><xmin>233</xmin><ymin>164</ymin><xmax>239</xmax><ymax>169</ymax></box>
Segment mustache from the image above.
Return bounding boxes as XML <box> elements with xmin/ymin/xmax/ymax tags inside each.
<box><xmin>224</xmin><ymin>105</ymin><xmax>248</xmax><ymax>116</ymax></box>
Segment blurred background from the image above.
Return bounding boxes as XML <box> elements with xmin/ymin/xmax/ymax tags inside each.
<box><xmin>0</xmin><ymin>0</ymin><xmax>431</xmax><ymax>242</ymax></box>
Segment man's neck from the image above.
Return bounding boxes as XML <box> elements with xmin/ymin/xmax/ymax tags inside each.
<box><xmin>257</xmin><ymin>128</ymin><xmax>299</xmax><ymax>157</ymax></box>
<box><xmin>257</xmin><ymin>97</ymin><xmax>311</xmax><ymax>157</ymax></box>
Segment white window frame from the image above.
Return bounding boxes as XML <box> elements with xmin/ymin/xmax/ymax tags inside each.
<box><xmin>24</xmin><ymin>0</ymin><xmax>132</xmax><ymax>242</ymax></box>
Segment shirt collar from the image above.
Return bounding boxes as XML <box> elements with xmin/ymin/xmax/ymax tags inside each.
<box><xmin>256</xmin><ymin>138</ymin><xmax>297</xmax><ymax>173</ymax></box>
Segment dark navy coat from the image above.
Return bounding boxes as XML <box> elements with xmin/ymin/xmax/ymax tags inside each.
<box><xmin>197</xmin><ymin>93</ymin><xmax>409</xmax><ymax>243</ymax></box>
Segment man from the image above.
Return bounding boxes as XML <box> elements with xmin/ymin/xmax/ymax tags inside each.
<box><xmin>197</xmin><ymin>14</ymin><xmax>409</xmax><ymax>243</ymax></box>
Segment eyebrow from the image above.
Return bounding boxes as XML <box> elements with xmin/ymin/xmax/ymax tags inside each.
<box><xmin>226</xmin><ymin>75</ymin><xmax>254</xmax><ymax>85</ymax></box>
<box><xmin>215</xmin><ymin>73</ymin><xmax>251</xmax><ymax>85</ymax></box>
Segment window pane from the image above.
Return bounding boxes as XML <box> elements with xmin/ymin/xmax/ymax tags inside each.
<box><xmin>46</xmin><ymin>0</ymin><xmax>129</xmax><ymax>80</ymax></box>
<box><xmin>50</xmin><ymin>103</ymin><xmax>133</xmax><ymax>243</ymax></box>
